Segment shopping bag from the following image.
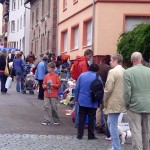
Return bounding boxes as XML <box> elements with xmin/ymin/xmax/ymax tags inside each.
<box><xmin>5</xmin><ymin>77</ymin><xmax>12</xmax><ymax>89</ymax></box>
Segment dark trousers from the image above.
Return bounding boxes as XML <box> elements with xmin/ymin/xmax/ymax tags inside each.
<box><xmin>38</xmin><ymin>80</ymin><xmax>44</xmax><ymax>100</ymax></box>
<box><xmin>0</xmin><ymin>72</ymin><xmax>7</xmax><ymax>93</ymax></box>
<box><xmin>77</xmin><ymin>106</ymin><xmax>96</xmax><ymax>138</ymax></box>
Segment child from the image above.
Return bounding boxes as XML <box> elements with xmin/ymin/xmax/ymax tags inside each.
<box><xmin>42</xmin><ymin>62</ymin><xmax>61</xmax><ymax>125</ymax></box>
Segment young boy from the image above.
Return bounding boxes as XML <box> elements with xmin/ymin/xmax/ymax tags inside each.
<box><xmin>42</xmin><ymin>62</ymin><xmax>60</xmax><ymax>125</ymax></box>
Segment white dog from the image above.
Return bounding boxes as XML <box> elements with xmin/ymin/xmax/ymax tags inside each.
<box><xmin>118</xmin><ymin>126</ymin><xmax>132</xmax><ymax>144</ymax></box>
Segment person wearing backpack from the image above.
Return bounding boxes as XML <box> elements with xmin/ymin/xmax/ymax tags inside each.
<box><xmin>75</xmin><ymin>64</ymin><xmax>104</xmax><ymax>140</ymax></box>
<box><xmin>71</xmin><ymin>49</ymin><xmax>93</xmax><ymax>80</ymax></box>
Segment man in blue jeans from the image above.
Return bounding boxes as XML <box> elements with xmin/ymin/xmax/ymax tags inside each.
<box><xmin>104</xmin><ymin>54</ymin><xmax>126</xmax><ymax>150</ymax></box>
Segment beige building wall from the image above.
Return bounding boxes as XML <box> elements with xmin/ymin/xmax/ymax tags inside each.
<box><xmin>58</xmin><ymin>0</ymin><xmax>93</xmax><ymax>59</ymax></box>
<box><xmin>95</xmin><ymin>3</ymin><xmax>150</xmax><ymax>56</ymax></box>
<box><xmin>58</xmin><ymin>0</ymin><xmax>150</xmax><ymax>61</ymax></box>
<box><xmin>0</xmin><ymin>4</ymin><xmax>3</xmax><ymax>35</ymax></box>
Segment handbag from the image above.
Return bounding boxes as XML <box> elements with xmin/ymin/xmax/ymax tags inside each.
<box><xmin>4</xmin><ymin>61</ymin><xmax>9</xmax><ymax>76</ymax></box>
<box><xmin>5</xmin><ymin>76</ymin><xmax>12</xmax><ymax>89</ymax></box>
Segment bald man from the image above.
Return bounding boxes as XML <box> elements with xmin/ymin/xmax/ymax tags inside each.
<box><xmin>123</xmin><ymin>52</ymin><xmax>150</xmax><ymax>150</ymax></box>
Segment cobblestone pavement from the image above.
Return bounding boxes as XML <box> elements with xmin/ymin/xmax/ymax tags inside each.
<box><xmin>0</xmin><ymin>82</ymin><xmax>132</xmax><ymax>150</ymax></box>
<box><xmin>0</xmin><ymin>134</ymin><xmax>132</xmax><ymax>150</ymax></box>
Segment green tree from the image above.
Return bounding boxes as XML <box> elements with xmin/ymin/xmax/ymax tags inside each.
<box><xmin>117</xmin><ymin>24</ymin><xmax>150</xmax><ymax>62</ymax></box>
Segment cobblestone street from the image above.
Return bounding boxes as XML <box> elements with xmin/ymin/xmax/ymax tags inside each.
<box><xmin>0</xmin><ymin>82</ymin><xmax>132</xmax><ymax>150</ymax></box>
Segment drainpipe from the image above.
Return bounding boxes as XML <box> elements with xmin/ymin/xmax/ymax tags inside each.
<box><xmin>92</xmin><ymin>0</ymin><xmax>95</xmax><ymax>52</ymax></box>
<box><xmin>24</xmin><ymin>3</ymin><xmax>31</xmax><ymax>56</ymax></box>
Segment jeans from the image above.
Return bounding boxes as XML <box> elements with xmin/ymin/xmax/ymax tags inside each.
<box><xmin>101</xmin><ymin>111</ymin><xmax>105</xmax><ymax>126</ymax></box>
<box><xmin>74</xmin><ymin>103</ymin><xmax>79</xmax><ymax>128</ymax></box>
<box><xmin>15</xmin><ymin>70</ymin><xmax>24</xmax><ymax>92</ymax></box>
<box><xmin>0</xmin><ymin>72</ymin><xmax>7</xmax><ymax>93</ymax></box>
<box><xmin>107</xmin><ymin>113</ymin><xmax>121</xmax><ymax>150</ymax></box>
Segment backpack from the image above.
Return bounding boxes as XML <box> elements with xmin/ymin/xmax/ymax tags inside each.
<box><xmin>90</xmin><ymin>74</ymin><xmax>104</xmax><ymax>104</ymax></box>
<box><xmin>71</xmin><ymin>61</ymin><xmax>81</xmax><ymax>80</ymax></box>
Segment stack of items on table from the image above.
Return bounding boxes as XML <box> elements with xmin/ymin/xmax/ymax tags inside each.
<box><xmin>59</xmin><ymin>80</ymin><xmax>76</xmax><ymax>107</ymax></box>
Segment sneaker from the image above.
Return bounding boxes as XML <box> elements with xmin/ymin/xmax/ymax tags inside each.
<box><xmin>54</xmin><ymin>122</ymin><xmax>60</xmax><ymax>125</ymax></box>
<box><xmin>105</xmin><ymin>137</ymin><xmax>112</xmax><ymax>141</ymax></box>
<box><xmin>42</xmin><ymin>121</ymin><xmax>51</xmax><ymax>126</ymax></box>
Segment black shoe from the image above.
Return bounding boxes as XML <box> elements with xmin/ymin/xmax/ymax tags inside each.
<box><xmin>88</xmin><ymin>137</ymin><xmax>98</xmax><ymax>140</ymax></box>
<box><xmin>76</xmin><ymin>136</ymin><xmax>82</xmax><ymax>140</ymax></box>
<box><xmin>38</xmin><ymin>98</ymin><xmax>44</xmax><ymax>100</ymax></box>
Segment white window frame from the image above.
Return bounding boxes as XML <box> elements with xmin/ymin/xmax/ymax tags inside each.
<box><xmin>73</xmin><ymin>27</ymin><xmax>79</xmax><ymax>49</ymax></box>
<box><xmin>86</xmin><ymin>21</ymin><xmax>92</xmax><ymax>46</ymax></box>
<box><xmin>125</xmin><ymin>16</ymin><xmax>150</xmax><ymax>32</ymax></box>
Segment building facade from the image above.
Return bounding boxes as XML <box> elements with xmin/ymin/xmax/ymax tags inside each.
<box><xmin>8</xmin><ymin>0</ymin><xmax>30</xmax><ymax>56</ymax></box>
<box><xmin>0</xmin><ymin>0</ymin><xmax>9</xmax><ymax>47</ymax></box>
<box><xmin>0</xmin><ymin>4</ymin><xmax>3</xmax><ymax>35</ymax></box>
<box><xmin>58</xmin><ymin>0</ymin><xmax>150</xmax><ymax>62</ymax></box>
<box><xmin>25</xmin><ymin>0</ymin><xmax>58</xmax><ymax>56</ymax></box>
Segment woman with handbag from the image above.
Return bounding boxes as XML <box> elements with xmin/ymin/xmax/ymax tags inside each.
<box><xmin>0</xmin><ymin>53</ymin><xmax>9</xmax><ymax>94</ymax></box>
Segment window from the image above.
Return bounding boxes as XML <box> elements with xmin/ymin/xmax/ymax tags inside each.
<box><xmin>21</xmin><ymin>0</ymin><xmax>22</xmax><ymax>6</ymax></box>
<box><xmin>125</xmin><ymin>16</ymin><xmax>150</xmax><ymax>32</ymax></box>
<box><xmin>71</xmin><ymin>25</ymin><xmax>79</xmax><ymax>50</ymax></box>
<box><xmin>42</xmin><ymin>0</ymin><xmax>45</xmax><ymax>18</ymax></box>
<box><xmin>24</xmin><ymin>13</ymin><xmax>25</xmax><ymax>26</ymax></box>
<box><xmin>12</xmin><ymin>0</ymin><xmax>16</xmax><ymax>10</ymax></box>
<box><xmin>32</xmin><ymin>11</ymin><xmax>34</xmax><ymax>28</ymax></box>
<box><xmin>36</xmin><ymin>5</ymin><xmax>39</xmax><ymax>23</ymax></box>
<box><xmin>11</xmin><ymin>21</ymin><xmax>15</xmax><ymax>32</ymax></box>
<box><xmin>47</xmin><ymin>0</ymin><xmax>50</xmax><ymax>15</ymax></box>
<box><xmin>61</xmin><ymin>30</ymin><xmax>68</xmax><ymax>52</ymax></box>
<box><xmin>83</xmin><ymin>19</ymin><xmax>92</xmax><ymax>46</ymax></box>
<box><xmin>47</xmin><ymin>31</ymin><xmax>50</xmax><ymax>51</ymax></box>
<box><xmin>20</xmin><ymin>16</ymin><xmax>22</xmax><ymax>29</ymax></box>
<box><xmin>17</xmin><ymin>19</ymin><xmax>19</xmax><ymax>31</ymax></box>
<box><xmin>73</xmin><ymin>0</ymin><xmax>78</xmax><ymax>4</ymax></box>
<box><xmin>63</xmin><ymin>0</ymin><xmax>67</xmax><ymax>11</ymax></box>
<box><xmin>35</xmin><ymin>39</ymin><xmax>38</xmax><ymax>55</ymax></box>
<box><xmin>20</xmin><ymin>39</ymin><xmax>21</xmax><ymax>50</ymax></box>
<box><xmin>18</xmin><ymin>0</ymin><xmax>19</xmax><ymax>9</ymax></box>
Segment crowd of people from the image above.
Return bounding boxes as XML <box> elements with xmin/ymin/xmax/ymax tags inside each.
<box><xmin>0</xmin><ymin>48</ymin><xmax>150</xmax><ymax>150</ymax></box>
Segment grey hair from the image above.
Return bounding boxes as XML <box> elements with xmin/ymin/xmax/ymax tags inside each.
<box><xmin>131</xmin><ymin>52</ymin><xmax>143</xmax><ymax>63</ymax></box>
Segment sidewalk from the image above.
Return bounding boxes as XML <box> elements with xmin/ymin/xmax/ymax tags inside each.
<box><xmin>0</xmin><ymin>81</ymin><xmax>132</xmax><ymax>150</ymax></box>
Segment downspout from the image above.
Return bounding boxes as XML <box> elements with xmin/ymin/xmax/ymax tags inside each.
<box><xmin>92</xmin><ymin>0</ymin><xmax>95</xmax><ymax>52</ymax></box>
<box><xmin>56</xmin><ymin>0</ymin><xmax>59</xmax><ymax>56</ymax></box>
<box><xmin>24</xmin><ymin>3</ymin><xmax>31</xmax><ymax>56</ymax></box>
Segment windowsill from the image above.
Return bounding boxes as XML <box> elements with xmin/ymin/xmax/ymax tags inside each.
<box><xmin>73</xmin><ymin>1</ymin><xmax>78</xmax><ymax>5</ymax></box>
<box><xmin>11</xmin><ymin>31</ymin><xmax>15</xmax><ymax>33</ymax></box>
<box><xmin>61</xmin><ymin>51</ymin><xmax>67</xmax><ymax>54</ymax></box>
<box><xmin>70</xmin><ymin>48</ymin><xmax>79</xmax><ymax>52</ymax></box>
<box><xmin>41</xmin><ymin>18</ymin><xmax>45</xmax><ymax>22</ymax></box>
<box><xmin>63</xmin><ymin>8</ymin><xmax>67</xmax><ymax>12</ymax></box>
<box><xmin>12</xmin><ymin>9</ymin><xmax>16</xmax><ymax>11</ymax></box>
<box><xmin>82</xmin><ymin>45</ymin><xmax>92</xmax><ymax>49</ymax></box>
